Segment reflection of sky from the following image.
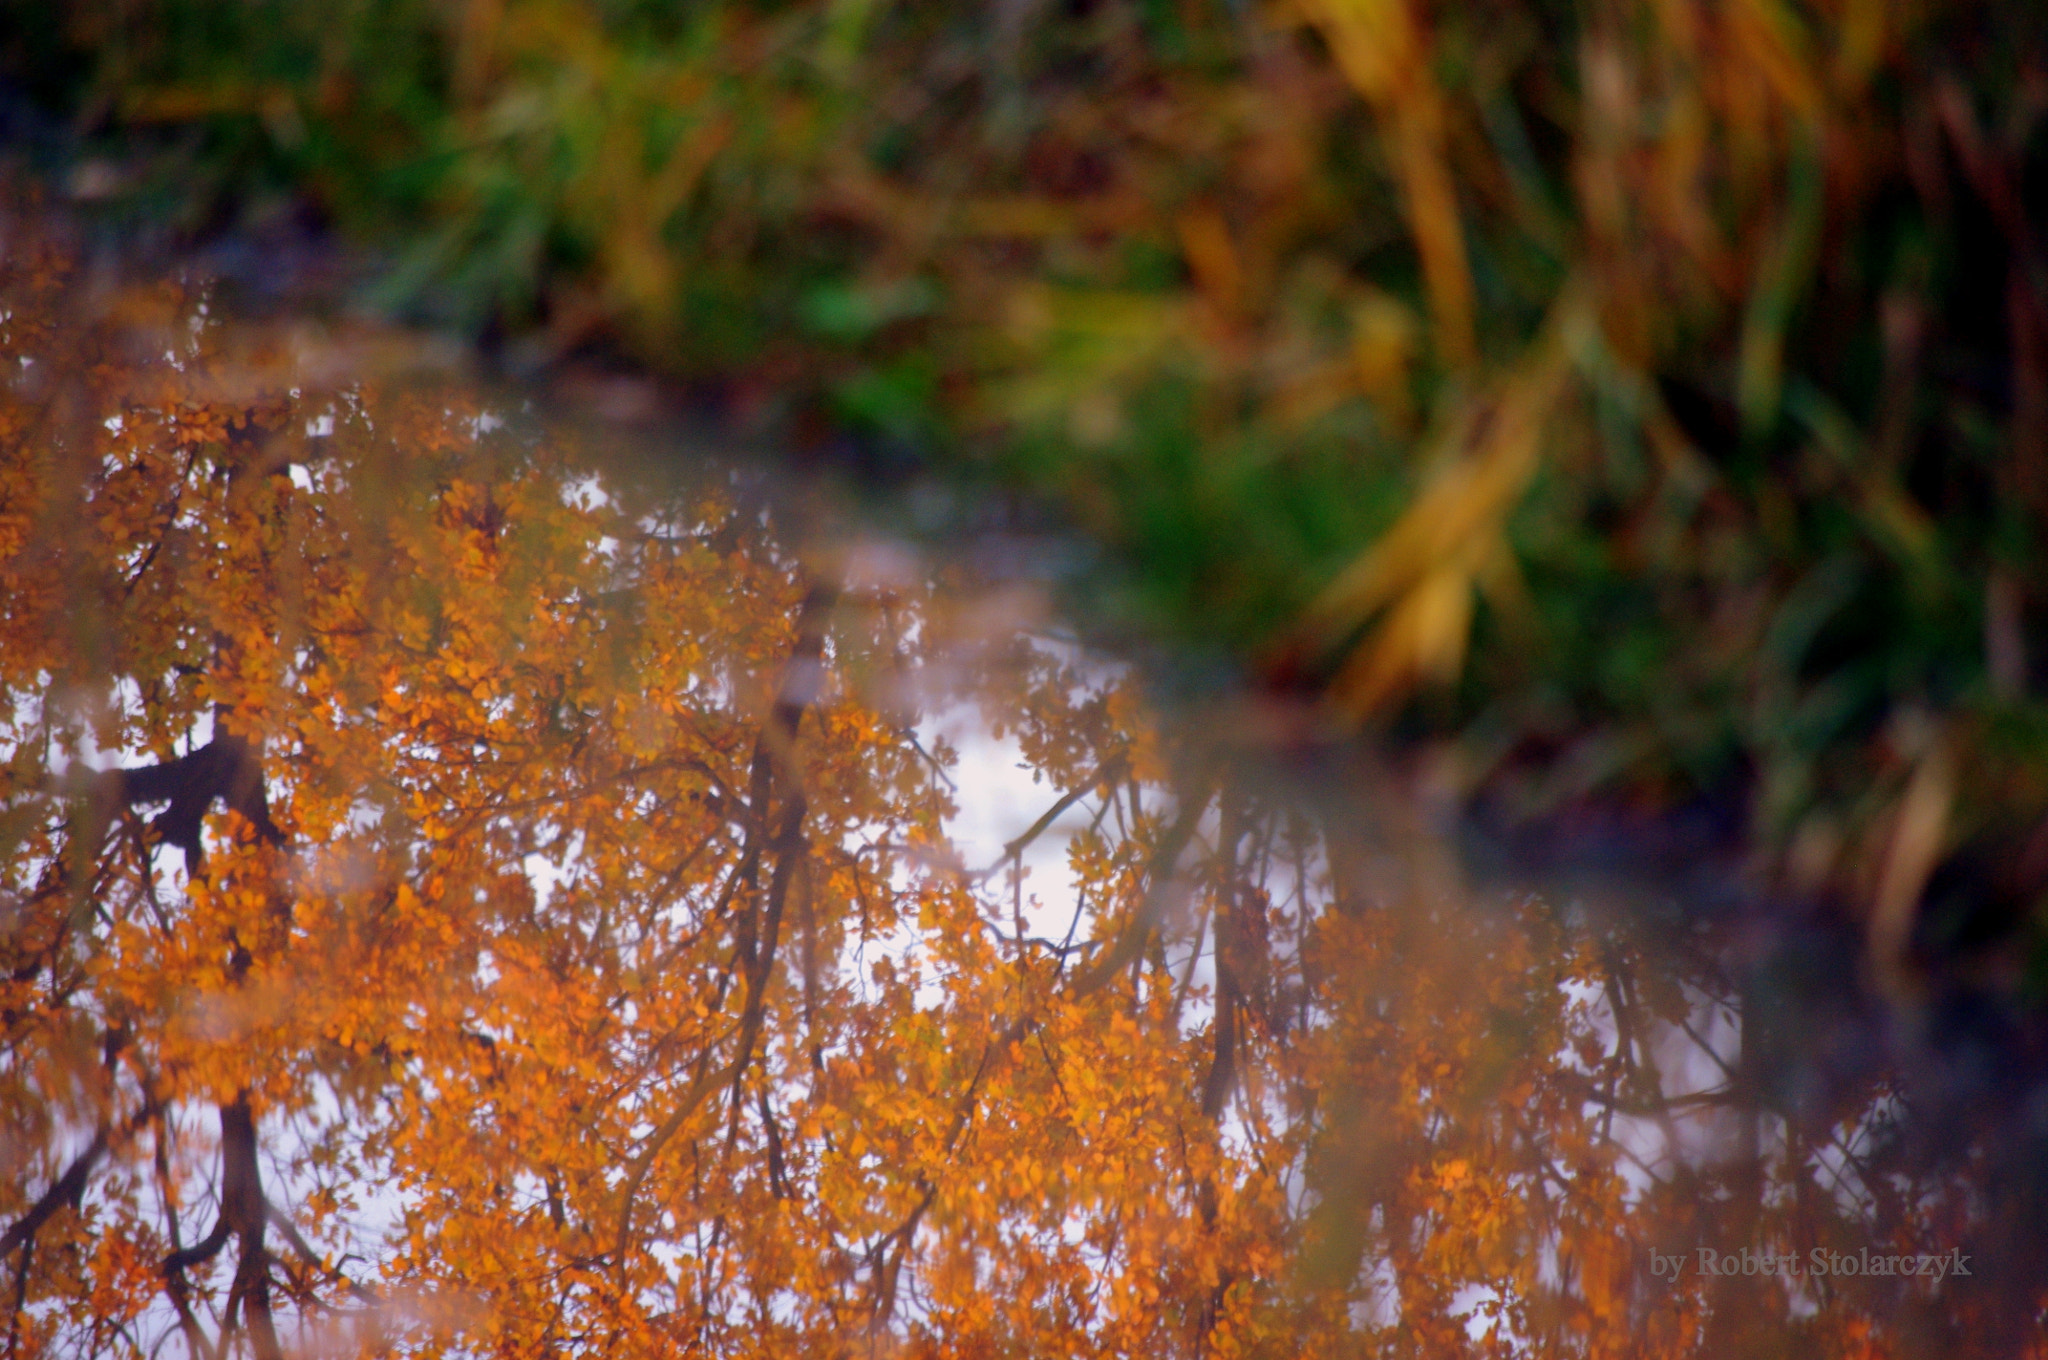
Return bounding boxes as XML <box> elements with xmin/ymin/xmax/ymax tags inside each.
<box><xmin>922</xmin><ymin>701</ymin><xmax>1093</xmax><ymax>941</ymax></box>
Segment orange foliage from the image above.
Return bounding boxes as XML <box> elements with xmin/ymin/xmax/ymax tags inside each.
<box><xmin>0</xmin><ymin>224</ymin><xmax>2020</xmax><ymax>1357</ymax></box>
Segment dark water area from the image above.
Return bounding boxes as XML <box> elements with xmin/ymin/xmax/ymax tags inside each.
<box><xmin>2</xmin><ymin>204</ymin><xmax>2046</xmax><ymax>1358</ymax></box>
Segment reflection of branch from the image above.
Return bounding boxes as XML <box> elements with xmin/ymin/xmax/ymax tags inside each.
<box><xmin>1600</xmin><ymin>949</ymin><xmax>1692</xmax><ymax>1160</ymax></box>
<box><xmin>73</xmin><ymin>732</ymin><xmax>283</xmax><ymax>868</ymax></box>
<box><xmin>266</xmin><ymin>1203</ymin><xmax>379</xmax><ymax>1305</ymax></box>
<box><xmin>610</xmin><ymin>1052</ymin><xmax>739</xmax><ymax>1268</ymax></box>
<box><xmin>906</xmin><ymin>735</ymin><xmax>957</xmax><ymax>791</ymax></box>
<box><xmin>151</xmin><ymin>1100</ymin><xmax>217</xmax><ymax>1360</ymax></box>
<box><xmin>1</xmin><ymin>1029</ymin><xmax>139</xmax><ymax>1311</ymax></box>
<box><xmin>160</xmin><ymin>1216</ymin><xmax>233</xmax><ymax>1275</ymax></box>
<box><xmin>1069</xmin><ymin>792</ymin><xmax>1207</xmax><ymax>997</ymax></box>
<box><xmin>612</xmin><ymin>587</ymin><xmax>834</xmax><ymax>1273</ymax></box>
<box><xmin>1203</xmin><ymin>799</ymin><xmax>1247</xmax><ymax>1118</ymax></box>
<box><xmin>865</xmin><ymin>1179</ymin><xmax>937</xmax><ymax>1334</ymax></box>
<box><xmin>865</xmin><ymin>1017</ymin><xmax>1028</xmax><ymax>1334</ymax></box>
<box><xmin>976</xmin><ymin>754</ymin><xmax>1127</xmax><ymax>878</ymax></box>
<box><xmin>154</xmin><ymin>1094</ymin><xmax>284</xmax><ymax>1360</ymax></box>
<box><xmin>0</xmin><ymin>1124</ymin><xmax>110</xmax><ymax>1263</ymax></box>
<box><xmin>727</xmin><ymin>784</ymin><xmax>806</xmax><ymax>1114</ymax></box>
<box><xmin>221</xmin><ymin>1095</ymin><xmax>286</xmax><ymax>1360</ymax></box>
<box><xmin>1597</xmin><ymin>950</ymin><xmax>1630</xmax><ymax>1144</ymax></box>
<box><xmin>5</xmin><ymin>1238</ymin><xmax>29</xmax><ymax>1360</ymax></box>
<box><xmin>1561</xmin><ymin>1070</ymin><xmax>1740</xmax><ymax>1117</ymax></box>
<box><xmin>1673</xmin><ymin>1007</ymin><xmax>1741</xmax><ymax>1087</ymax></box>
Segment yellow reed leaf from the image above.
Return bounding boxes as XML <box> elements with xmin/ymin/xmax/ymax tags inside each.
<box><xmin>1298</xmin><ymin>0</ymin><xmax>1476</xmax><ymax>366</ymax></box>
<box><xmin>1176</xmin><ymin>208</ymin><xmax>1244</xmax><ymax>314</ymax></box>
<box><xmin>1834</xmin><ymin>0</ymin><xmax>1890</xmax><ymax>94</ymax></box>
<box><xmin>1351</xmin><ymin>291</ymin><xmax>1418</xmax><ymax>418</ymax></box>
<box><xmin>1869</xmin><ymin>727</ymin><xmax>1954</xmax><ymax>1003</ymax></box>
<box><xmin>1301</xmin><ymin>0</ymin><xmax>1416</xmax><ymax>102</ymax></box>
<box><xmin>1304</xmin><ymin>289</ymin><xmax>1581</xmax><ymax>718</ymax></box>
<box><xmin>1730</xmin><ymin>0</ymin><xmax>1823</xmax><ymax>117</ymax></box>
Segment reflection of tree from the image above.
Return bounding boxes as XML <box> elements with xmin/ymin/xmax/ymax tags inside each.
<box><xmin>0</xmin><ymin>238</ymin><xmax>2034</xmax><ymax>1357</ymax></box>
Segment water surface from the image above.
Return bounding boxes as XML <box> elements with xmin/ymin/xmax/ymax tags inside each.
<box><xmin>0</xmin><ymin>212</ymin><xmax>2035</xmax><ymax>1359</ymax></box>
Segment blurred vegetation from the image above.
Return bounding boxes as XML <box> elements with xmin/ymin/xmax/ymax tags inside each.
<box><xmin>6</xmin><ymin>0</ymin><xmax>2048</xmax><ymax>1001</ymax></box>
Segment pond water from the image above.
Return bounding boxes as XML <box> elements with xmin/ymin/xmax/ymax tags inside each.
<box><xmin>0</xmin><ymin>213</ymin><xmax>2039</xmax><ymax>1357</ymax></box>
